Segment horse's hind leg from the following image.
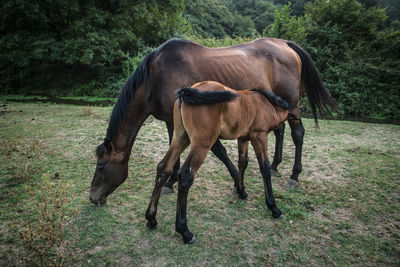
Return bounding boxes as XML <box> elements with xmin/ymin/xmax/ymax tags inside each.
<box><xmin>287</xmin><ymin>118</ymin><xmax>305</xmax><ymax>188</ymax></box>
<box><xmin>236</xmin><ymin>138</ymin><xmax>249</xmax><ymax>199</ymax></box>
<box><xmin>250</xmin><ymin>133</ymin><xmax>282</xmax><ymax>218</ymax></box>
<box><xmin>175</xmin><ymin>145</ymin><xmax>211</xmax><ymax>244</ymax></box>
<box><xmin>145</xmin><ymin>137</ymin><xmax>189</xmax><ymax>229</ymax></box>
<box><xmin>271</xmin><ymin>123</ymin><xmax>285</xmax><ymax>176</ymax></box>
<box><xmin>211</xmin><ymin>140</ymin><xmax>240</xmax><ymax>192</ymax></box>
<box><xmin>162</xmin><ymin>122</ymin><xmax>180</xmax><ymax>194</ymax></box>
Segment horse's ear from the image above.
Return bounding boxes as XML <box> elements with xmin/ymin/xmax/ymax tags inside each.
<box><xmin>104</xmin><ymin>139</ymin><xmax>112</xmax><ymax>152</ymax></box>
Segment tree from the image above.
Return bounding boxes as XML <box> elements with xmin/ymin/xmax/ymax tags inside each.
<box><xmin>0</xmin><ymin>0</ymin><xmax>186</xmax><ymax>94</ymax></box>
<box><xmin>266</xmin><ymin>1</ymin><xmax>400</xmax><ymax>119</ymax></box>
<box><xmin>265</xmin><ymin>3</ymin><xmax>310</xmax><ymax>43</ymax></box>
<box><xmin>184</xmin><ymin>0</ymin><xmax>259</xmax><ymax>38</ymax></box>
<box><xmin>304</xmin><ymin>0</ymin><xmax>400</xmax><ymax>118</ymax></box>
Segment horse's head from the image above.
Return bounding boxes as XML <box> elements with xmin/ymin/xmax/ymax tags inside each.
<box><xmin>89</xmin><ymin>139</ymin><xmax>128</xmax><ymax>206</ymax></box>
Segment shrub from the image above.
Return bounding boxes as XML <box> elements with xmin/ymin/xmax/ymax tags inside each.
<box><xmin>0</xmin><ymin>136</ymin><xmax>47</xmax><ymax>184</ymax></box>
<box><xmin>8</xmin><ymin>178</ymin><xmax>79</xmax><ymax>266</ymax></box>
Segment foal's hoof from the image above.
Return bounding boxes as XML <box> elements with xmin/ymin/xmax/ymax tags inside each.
<box><xmin>271</xmin><ymin>169</ymin><xmax>278</xmax><ymax>177</ymax></box>
<box><xmin>286</xmin><ymin>179</ymin><xmax>299</xmax><ymax>189</ymax></box>
<box><xmin>161</xmin><ymin>186</ymin><xmax>174</xmax><ymax>195</ymax></box>
<box><xmin>238</xmin><ymin>190</ymin><xmax>248</xmax><ymax>200</ymax></box>
<box><xmin>272</xmin><ymin>208</ymin><xmax>283</xmax><ymax>219</ymax></box>
<box><xmin>146</xmin><ymin>220</ymin><xmax>158</xmax><ymax>229</ymax></box>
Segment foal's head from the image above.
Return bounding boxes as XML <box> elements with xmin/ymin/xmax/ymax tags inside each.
<box><xmin>89</xmin><ymin>140</ymin><xmax>128</xmax><ymax>206</ymax></box>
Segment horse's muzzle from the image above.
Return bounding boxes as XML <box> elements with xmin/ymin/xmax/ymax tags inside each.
<box><xmin>89</xmin><ymin>189</ymin><xmax>107</xmax><ymax>206</ymax></box>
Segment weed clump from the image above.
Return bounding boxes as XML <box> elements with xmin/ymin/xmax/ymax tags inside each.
<box><xmin>0</xmin><ymin>135</ymin><xmax>47</xmax><ymax>183</ymax></box>
<box><xmin>9</xmin><ymin>178</ymin><xmax>79</xmax><ymax>266</ymax></box>
<box><xmin>82</xmin><ymin>107</ymin><xmax>95</xmax><ymax>117</ymax></box>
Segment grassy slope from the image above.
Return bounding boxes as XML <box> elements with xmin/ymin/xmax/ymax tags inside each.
<box><xmin>0</xmin><ymin>102</ymin><xmax>399</xmax><ymax>266</ymax></box>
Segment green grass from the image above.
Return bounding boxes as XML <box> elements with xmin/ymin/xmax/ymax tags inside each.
<box><xmin>0</xmin><ymin>102</ymin><xmax>399</xmax><ymax>266</ymax></box>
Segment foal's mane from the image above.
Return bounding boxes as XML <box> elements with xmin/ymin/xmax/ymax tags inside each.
<box><xmin>250</xmin><ymin>89</ymin><xmax>290</xmax><ymax>110</ymax></box>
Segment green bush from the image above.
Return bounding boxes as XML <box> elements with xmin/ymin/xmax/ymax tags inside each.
<box><xmin>265</xmin><ymin>1</ymin><xmax>400</xmax><ymax>119</ymax></box>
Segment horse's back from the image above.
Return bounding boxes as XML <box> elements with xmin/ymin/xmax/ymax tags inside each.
<box><xmin>147</xmin><ymin>38</ymin><xmax>301</xmax><ymax>122</ymax></box>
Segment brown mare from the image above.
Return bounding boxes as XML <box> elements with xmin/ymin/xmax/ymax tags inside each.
<box><xmin>145</xmin><ymin>81</ymin><xmax>290</xmax><ymax>243</ymax></box>
<box><xmin>90</xmin><ymin>38</ymin><xmax>336</xmax><ymax>206</ymax></box>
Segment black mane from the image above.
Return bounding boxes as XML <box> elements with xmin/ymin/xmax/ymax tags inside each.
<box><xmin>96</xmin><ymin>143</ymin><xmax>105</xmax><ymax>158</ymax></box>
<box><xmin>104</xmin><ymin>39</ymin><xmax>195</xmax><ymax>143</ymax></box>
<box><xmin>105</xmin><ymin>52</ymin><xmax>155</xmax><ymax>142</ymax></box>
<box><xmin>96</xmin><ymin>39</ymin><xmax>196</xmax><ymax>157</ymax></box>
<box><xmin>250</xmin><ymin>88</ymin><xmax>290</xmax><ymax>109</ymax></box>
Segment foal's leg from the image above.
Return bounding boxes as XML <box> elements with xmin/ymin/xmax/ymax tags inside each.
<box><xmin>210</xmin><ymin>140</ymin><xmax>240</xmax><ymax>189</ymax></box>
<box><xmin>236</xmin><ymin>138</ymin><xmax>249</xmax><ymax>199</ymax></box>
<box><xmin>175</xmin><ymin>145</ymin><xmax>211</xmax><ymax>244</ymax></box>
<box><xmin>162</xmin><ymin>122</ymin><xmax>180</xmax><ymax>194</ymax></box>
<box><xmin>145</xmin><ymin>138</ymin><xmax>189</xmax><ymax>229</ymax></box>
<box><xmin>287</xmin><ymin>118</ymin><xmax>305</xmax><ymax>188</ymax></box>
<box><xmin>271</xmin><ymin>123</ymin><xmax>285</xmax><ymax>176</ymax></box>
<box><xmin>250</xmin><ymin>133</ymin><xmax>282</xmax><ymax>218</ymax></box>
<box><xmin>164</xmin><ymin>137</ymin><xmax>240</xmax><ymax>196</ymax></box>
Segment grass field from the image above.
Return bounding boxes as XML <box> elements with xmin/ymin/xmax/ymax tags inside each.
<box><xmin>0</xmin><ymin>102</ymin><xmax>399</xmax><ymax>266</ymax></box>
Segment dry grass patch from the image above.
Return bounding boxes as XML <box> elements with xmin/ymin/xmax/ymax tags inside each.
<box><xmin>0</xmin><ymin>102</ymin><xmax>399</xmax><ymax>266</ymax></box>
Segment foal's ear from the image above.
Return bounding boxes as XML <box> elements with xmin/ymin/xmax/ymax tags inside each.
<box><xmin>104</xmin><ymin>139</ymin><xmax>112</xmax><ymax>152</ymax></box>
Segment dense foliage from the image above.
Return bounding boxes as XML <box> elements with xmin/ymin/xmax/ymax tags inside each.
<box><xmin>267</xmin><ymin>1</ymin><xmax>400</xmax><ymax>118</ymax></box>
<box><xmin>0</xmin><ymin>0</ymin><xmax>187</xmax><ymax>95</ymax></box>
<box><xmin>1</xmin><ymin>0</ymin><xmax>399</xmax><ymax>119</ymax></box>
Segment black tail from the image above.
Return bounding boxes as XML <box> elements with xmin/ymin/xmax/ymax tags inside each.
<box><xmin>176</xmin><ymin>87</ymin><xmax>239</xmax><ymax>105</ymax></box>
<box><xmin>250</xmin><ymin>88</ymin><xmax>289</xmax><ymax>110</ymax></box>
<box><xmin>287</xmin><ymin>41</ymin><xmax>337</xmax><ymax>127</ymax></box>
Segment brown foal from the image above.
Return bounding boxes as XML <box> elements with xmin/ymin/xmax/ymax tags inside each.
<box><xmin>145</xmin><ymin>81</ymin><xmax>290</xmax><ymax>244</ymax></box>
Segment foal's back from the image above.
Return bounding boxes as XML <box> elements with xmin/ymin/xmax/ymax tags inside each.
<box><xmin>179</xmin><ymin>81</ymin><xmax>288</xmax><ymax>141</ymax></box>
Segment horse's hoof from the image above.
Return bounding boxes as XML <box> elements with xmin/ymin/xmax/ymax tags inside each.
<box><xmin>271</xmin><ymin>169</ymin><xmax>278</xmax><ymax>177</ymax></box>
<box><xmin>146</xmin><ymin>220</ymin><xmax>157</xmax><ymax>229</ymax></box>
<box><xmin>161</xmin><ymin>186</ymin><xmax>174</xmax><ymax>195</ymax></box>
<box><xmin>286</xmin><ymin>179</ymin><xmax>299</xmax><ymax>188</ymax></box>
<box><xmin>232</xmin><ymin>188</ymin><xmax>248</xmax><ymax>200</ymax></box>
<box><xmin>272</xmin><ymin>207</ymin><xmax>282</xmax><ymax>219</ymax></box>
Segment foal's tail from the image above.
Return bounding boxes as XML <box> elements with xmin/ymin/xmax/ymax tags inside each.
<box><xmin>176</xmin><ymin>87</ymin><xmax>239</xmax><ymax>105</ymax></box>
<box><xmin>287</xmin><ymin>41</ymin><xmax>337</xmax><ymax>127</ymax></box>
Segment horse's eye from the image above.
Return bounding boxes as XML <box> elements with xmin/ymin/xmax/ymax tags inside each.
<box><xmin>97</xmin><ymin>165</ymin><xmax>104</xmax><ymax>171</ymax></box>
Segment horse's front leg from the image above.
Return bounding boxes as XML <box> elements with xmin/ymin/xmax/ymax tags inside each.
<box><xmin>162</xmin><ymin>122</ymin><xmax>180</xmax><ymax>194</ymax></box>
<box><xmin>145</xmin><ymin>160</ymin><xmax>171</xmax><ymax>229</ymax></box>
<box><xmin>250</xmin><ymin>133</ymin><xmax>282</xmax><ymax>218</ymax></box>
<box><xmin>146</xmin><ymin>140</ymin><xmax>188</xmax><ymax>229</ymax></box>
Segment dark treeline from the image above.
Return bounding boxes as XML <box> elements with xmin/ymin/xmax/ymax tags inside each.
<box><xmin>1</xmin><ymin>0</ymin><xmax>399</xmax><ymax>119</ymax></box>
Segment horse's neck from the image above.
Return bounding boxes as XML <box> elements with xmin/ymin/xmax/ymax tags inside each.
<box><xmin>112</xmin><ymin>105</ymin><xmax>150</xmax><ymax>158</ymax></box>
